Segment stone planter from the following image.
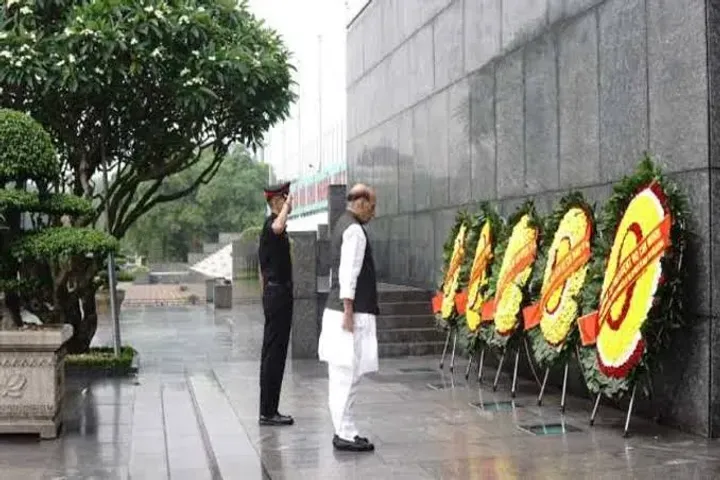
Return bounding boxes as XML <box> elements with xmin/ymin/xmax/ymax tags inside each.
<box><xmin>0</xmin><ymin>324</ymin><xmax>73</xmax><ymax>439</ymax></box>
<box><xmin>96</xmin><ymin>288</ymin><xmax>126</xmax><ymax>315</ymax></box>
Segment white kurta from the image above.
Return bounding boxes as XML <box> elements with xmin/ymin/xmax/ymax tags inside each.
<box><xmin>317</xmin><ymin>222</ymin><xmax>379</xmax><ymax>441</ymax></box>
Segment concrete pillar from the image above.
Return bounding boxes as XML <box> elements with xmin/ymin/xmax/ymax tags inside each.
<box><xmin>205</xmin><ymin>279</ymin><xmax>215</xmax><ymax>303</ymax></box>
<box><xmin>328</xmin><ymin>184</ymin><xmax>347</xmax><ymax>236</ymax></box>
<box><xmin>289</xmin><ymin>232</ymin><xmax>318</xmax><ymax>359</ymax></box>
<box><xmin>213</xmin><ymin>283</ymin><xmax>232</xmax><ymax>309</ymax></box>
<box><xmin>316</xmin><ymin>224</ymin><xmax>331</xmax><ymax>292</ymax></box>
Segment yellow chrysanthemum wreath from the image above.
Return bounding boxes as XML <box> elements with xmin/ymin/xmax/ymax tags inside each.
<box><xmin>454</xmin><ymin>203</ymin><xmax>503</xmax><ymax>356</ymax></box>
<box><xmin>465</xmin><ymin>221</ymin><xmax>493</xmax><ymax>332</ymax></box>
<box><xmin>478</xmin><ymin>201</ymin><xmax>540</xmax><ymax>351</ymax></box>
<box><xmin>577</xmin><ymin>156</ymin><xmax>687</xmax><ymax>399</ymax></box>
<box><xmin>432</xmin><ymin>211</ymin><xmax>472</xmax><ymax>328</ymax></box>
<box><xmin>525</xmin><ymin>192</ymin><xmax>595</xmax><ymax>370</ymax></box>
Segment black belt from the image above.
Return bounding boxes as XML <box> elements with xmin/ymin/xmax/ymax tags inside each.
<box><xmin>265</xmin><ymin>281</ymin><xmax>292</xmax><ymax>288</ymax></box>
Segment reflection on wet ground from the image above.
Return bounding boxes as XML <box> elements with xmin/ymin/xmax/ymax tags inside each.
<box><xmin>2</xmin><ymin>305</ymin><xmax>719</xmax><ymax>479</ymax></box>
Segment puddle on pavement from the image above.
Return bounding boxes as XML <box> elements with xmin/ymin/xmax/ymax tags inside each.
<box><xmin>517</xmin><ymin>422</ymin><xmax>583</xmax><ymax>435</ymax></box>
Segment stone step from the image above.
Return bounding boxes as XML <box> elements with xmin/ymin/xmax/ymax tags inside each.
<box><xmin>377</xmin><ymin>288</ymin><xmax>432</xmax><ymax>303</ymax></box>
<box><xmin>377</xmin><ymin>327</ymin><xmax>445</xmax><ymax>344</ymax></box>
<box><xmin>160</xmin><ymin>381</ymin><xmax>214</xmax><ymax>479</ymax></box>
<box><xmin>378</xmin><ymin>301</ymin><xmax>432</xmax><ymax>316</ymax></box>
<box><xmin>187</xmin><ymin>373</ymin><xmax>265</xmax><ymax>480</ymax></box>
<box><xmin>376</xmin><ymin>314</ymin><xmax>437</xmax><ymax>330</ymax></box>
<box><xmin>128</xmin><ymin>383</ymin><xmax>169</xmax><ymax>480</ymax></box>
<box><xmin>378</xmin><ymin>341</ymin><xmax>446</xmax><ymax>358</ymax></box>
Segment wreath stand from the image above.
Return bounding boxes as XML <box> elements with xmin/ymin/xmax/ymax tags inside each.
<box><xmin>439</xmin><ymin>325</ymin><xmax>458</xmax><ymax>373</ymax></box>
<box><xmin>589</xmin><ymin>384</ymin><xmax>637</xmax><ymax>437</ymax></box>
<box><xmin>588</xmin><ymin>371</ymin><xmax>658</xmax><ymax>438</ymax></box>
<box><xmin>465</xmin><ymin>345</ymin><xmax>486</xmax><ymax>382</ymax></box>
<box><xmin>483</xmin><ymin>337</ymin><xmax>544</xmax><ymax>398</ymax></box>
<box><xmin>536</xmin><ymin>362</ymin><xmax>570</xmax><ymax>412</ymax></box>
<box><xmin>486</xmin><ymin>347</ymin><xmax>524</xmax><ymax>397</ymax></box>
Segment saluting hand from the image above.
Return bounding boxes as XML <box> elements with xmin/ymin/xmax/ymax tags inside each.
<box><xmin>284</xmin><ymin>193</ymin><xmax>294</xmax><ymax>213</ymax></box>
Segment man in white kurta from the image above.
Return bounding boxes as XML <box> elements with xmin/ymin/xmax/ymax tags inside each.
<box><xmin>318</xmin><ymin>184</ymin><xmax>378</xmax><ymax>452</ymax></box>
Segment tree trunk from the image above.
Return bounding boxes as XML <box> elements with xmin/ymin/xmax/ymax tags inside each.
<box><xmin>18</xmin><ymin>257</ymin><xmax>101</xmax><ymax>353</ymax></box>
<box><xmin>62</xmin><ymin>284</ymin><xmax>99</xmax><ymax>354</ymax></box>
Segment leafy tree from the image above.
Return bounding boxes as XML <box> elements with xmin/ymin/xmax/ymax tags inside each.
<box><xmin>0</xmin><ymin>0</ymin><xmax>295</xmax><ymax>351</ymax></box>
<box><xmin>125</xmin><ymin>146</ymin><xmax>269</xmax><ymax>262</ymax></box>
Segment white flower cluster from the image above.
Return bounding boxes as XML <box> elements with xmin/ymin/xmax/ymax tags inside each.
<box><xmin>183</xmin><ymin>76</ymin><xmax>204</xmax><ymax>87</ymax></box>
<box><xmin>144</xmin><ymin>3</ymin><xmax>170</xmax><ymax>19</ymax></box>
<box><xmin>0</xmin><ymin>42</ymin><xmax>37</xmax><ymax>68</ymax></box>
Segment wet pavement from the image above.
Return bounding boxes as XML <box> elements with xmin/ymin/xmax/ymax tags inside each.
<box><xmin>3</xmin><ymin>305</ymin><xmax>720</xmax><ymax>479</ymax></box>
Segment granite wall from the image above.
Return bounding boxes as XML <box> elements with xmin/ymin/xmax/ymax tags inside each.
<box><xmin>347</xmin><ymin>0</ymin><xmax>720</xmax><ymax>436</ymax></box>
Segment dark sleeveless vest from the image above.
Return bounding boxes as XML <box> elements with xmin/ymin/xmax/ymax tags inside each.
<box><xmin>326</xmin><ymin>212</ymin><xmax>379</xmax><ymax>315</ymax></box>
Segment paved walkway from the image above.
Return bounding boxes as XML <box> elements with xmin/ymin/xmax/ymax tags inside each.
<box><xmin>3</xmin><ymin>305</ymin><xmax>720</xmax><ymax>479</ymax></box>
<box><xmin>121</xmin><ymin>281</ymin><xmax>261</xmax><ymax>306</ymax></box>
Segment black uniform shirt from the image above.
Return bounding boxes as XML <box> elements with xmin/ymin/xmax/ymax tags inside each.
<box><xmin>258</xmin><ymin>213</ymin><xmax>292</xmax><ymax>284</ymax></box>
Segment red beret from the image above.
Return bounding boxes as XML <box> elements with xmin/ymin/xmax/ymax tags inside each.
<box><xmin>263</xmin><ymin>181</ymin><xmax>291</xmax><ymax>200</ymax></box>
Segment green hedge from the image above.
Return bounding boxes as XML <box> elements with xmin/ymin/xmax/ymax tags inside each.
<box><xmin>116</xmin><ymin>270</ymin><xmax>136</xmax><ymax>282</ymax></box>
<box><xmin>239</xmin><ymin>225</ymin><xmax>262</xmax><ymax>242</ymax></box>
<box><xmin>11</xmin><ymin>227</ymin><xmax>119</xmax><ymax>260</ymax></box>
<box><xmin>65</xmin><ymin>346</ymin><xmax>137</xmax><ymax>376</ymax></box>
<box><xmin>0</xmin><ymin>190</ymin><xmax>94</xmax><ymax>217</ymax></box>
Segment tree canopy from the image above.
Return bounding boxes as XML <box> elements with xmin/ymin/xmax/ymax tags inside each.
<box><xmin>0</xmin><ymin>0</ymin><xmax>294</xmax><ymax>237</ymax></box>
<box><xmin>124</xmin><ymin>146</ymin><xmax>269</xmax><ymax>262</ymax></box>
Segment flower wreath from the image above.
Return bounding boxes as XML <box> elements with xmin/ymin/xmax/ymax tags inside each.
<box><xmin>454</xmin><ymin>203</ymin><xmax>503</xmax><ymax>355</ymax></box>
<box><xmin>477</xmin><ymin>201</ymin><xmax>540</xmax><ymax>351</ymax></box>
<box><xmin>432</xmin><ymin>210</ymin><xmax>472</xmax><ymax>328</ymax></box>
<box><xmin>524</xmin><ymin>192</ymin><xmax>595</xmax><ymax>370</ymax></box>
<box><xmin>576</xmin><ymin>156</ymin><xmax>687</xmax><ymax>398</ymax></box>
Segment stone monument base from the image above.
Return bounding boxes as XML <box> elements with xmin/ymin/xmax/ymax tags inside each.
<box><xmin>0</xmin><ymin>324</ymin><xmax>73</xmax><ymax>439</ymax></box>
<box><xmin>0</xmin><ymin>416</ymin><xmax>62</xmax><ymax>439</ymax></box>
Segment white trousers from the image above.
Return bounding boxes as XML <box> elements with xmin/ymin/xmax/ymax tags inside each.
<box><xmin>318</xmin><ymin>310</ymin><xmax>378</xmax><ymax>375</ymax></box>
<box><xmin>319</xmin><ymin>309</ymin><xmax>378</xmax><ymax>441</ymax></box>
<box><xmin>328</xmin><ymin>363</ymin><xmax>363</xmax><ymax>441</ymax></box>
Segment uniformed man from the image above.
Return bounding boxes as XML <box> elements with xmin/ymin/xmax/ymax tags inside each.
<box><xmin>258</xmin><ymin>181</ymin><xmax>294</xmax><ymax>427</ymax></box>
<box><xmin>318</xmin><ymin>183</ymin><xmax>378</xmax><ymax>452</ymax></box>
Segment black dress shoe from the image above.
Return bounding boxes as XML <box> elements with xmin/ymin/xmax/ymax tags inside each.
<box><xmin>258</xmin><ymin>413</ymin><xmax>294</xmax><ymax>426</ymax></box>
<box><xmin>332</xmin><ymin>434</ymin><xmax>375</xmax><ymax>452</ymax></box>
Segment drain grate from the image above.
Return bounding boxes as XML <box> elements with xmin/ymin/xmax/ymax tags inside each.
<box><xmin>399</xmin><ymin>367</ymin><xmax>438</xmax><ymax>374</ymax></box>
<box><xmin>517</xmin><ymin>423</ymin><xmax>582</xmax><ymax>435</ymax></box>
<box><xmin>470</xmin><ymin>401</ymin><xmax>522</xmax><ymax>411</ymax></box>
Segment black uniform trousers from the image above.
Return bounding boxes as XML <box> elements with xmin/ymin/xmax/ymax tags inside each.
<box><xmin>260</xmin><ymin>282</ymin><xmax>293</xmax><ymax>417</ymax></box>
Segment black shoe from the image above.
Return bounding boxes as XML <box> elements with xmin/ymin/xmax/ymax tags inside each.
<box><xmin>332</xmin><ymin>434</ymin><xmax>375</xmax><ymax>452</ymax></box>
<box><xmin>259</xmin><ymin>413</ymin><xmax>294</xmax><ymax>426</ymax></box>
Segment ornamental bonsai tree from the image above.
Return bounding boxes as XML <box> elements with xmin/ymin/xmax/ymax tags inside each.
<box><xmin>0</xmin><ymin>109</ymin><xmax>118</xmax><ymax>351</ymax></box>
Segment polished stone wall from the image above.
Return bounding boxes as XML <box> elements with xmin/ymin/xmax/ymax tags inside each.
<box><xmin>347</xmin><ymin>0</ymin><xmax>720</xmax><ymax>436</ymax></box>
